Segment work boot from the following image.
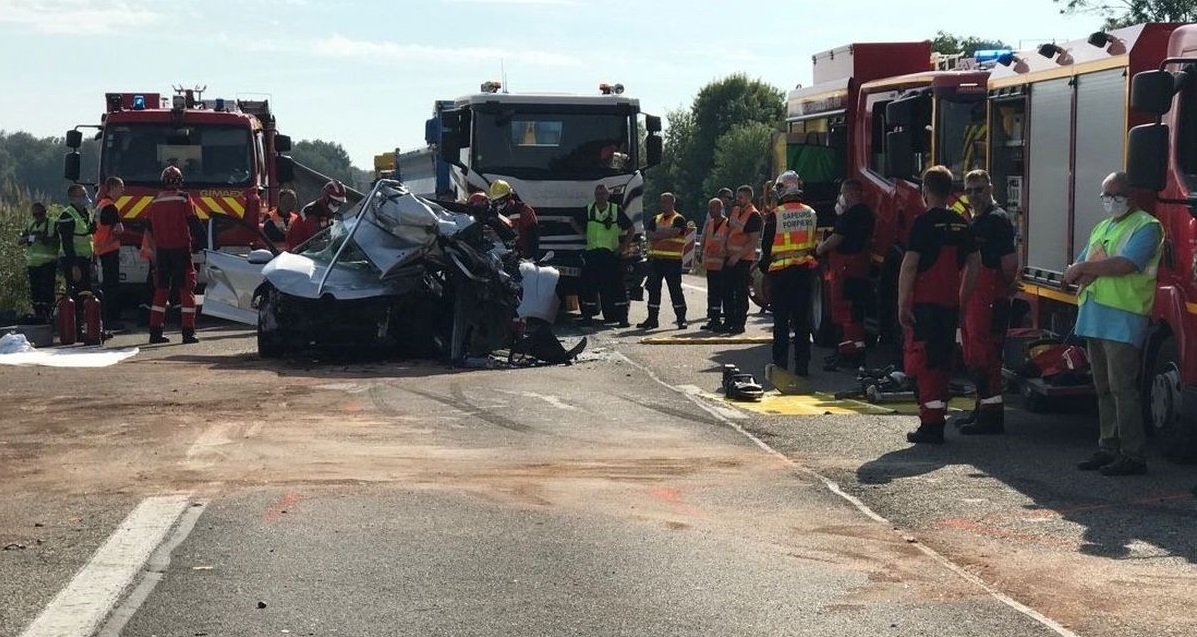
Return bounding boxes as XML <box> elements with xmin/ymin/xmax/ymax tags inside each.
<box><xmin>906</xmin><ymin>421</ymin><xmax>945</xmax><ymax>445</ymax></box>
<box><xmin>1099</xmin><ymin>455</ymin><xmax>1147</xmax><ymax>476</ymax></box>
<box><xmin>1077</xmin><ymin>450</ymin><xmax>1118</xmax><ymax>471</ymax></box>
<box><xmin>617</xmin><ymin>319</ymin><xmax>630</xmax><ymax>328</ymax></box>
<box><xmin>577</xmin><ymin>316</ymin><xmax>595</xmax><ymax>327</ymax></box>
<box><xmin>182</xmin><ymin>329</ymin><xmax>199</xmax><ymax>345</ymax></box>
<box><xmin>700</xmin><ymin>315</ymin><xmax>722</xmax><ymax>330</ymax></box>
<box><xmin>951</xmin><ymin>409</ymin><xmax>978</xmax><ymax>429</ymax></box>
<box><xmin>726</xmin><ymin>324</ymin><xmax>746</xmax><ymax>335</ymax></box>
<box><xmin>676</xmin><ymin>317</ymin><xmax>688</xmax><ymax>329</ymax></box>
<box><xmin>637</xmin><ymin>314</ymin><xmax>659</xmax><ymax>330</ymax></box>
<box><xmin>148</xmin><ymin>329</ymin><xmax>170</xmax><ymax>345</ymax></box>
<box><xmin>959</xmin><ymin>409</ymin><xmax>1004</xmax><ymax>435</ymax></box>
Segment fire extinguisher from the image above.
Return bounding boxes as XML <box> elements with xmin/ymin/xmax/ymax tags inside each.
<box><xmin>81</xmin><ymin>292</ymin><xmax>103</xmax><ymax>346</ymax></box>
<box><xmin>56</xmin><ymin>295</ymin><xmax>77</xmax><ymax>346</ymax></box>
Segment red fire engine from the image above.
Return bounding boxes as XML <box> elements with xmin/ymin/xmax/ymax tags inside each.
<box><xmin>63</xmin><ymin>87</ymin><xmax>295</xmax><ymax>302</ymax></box>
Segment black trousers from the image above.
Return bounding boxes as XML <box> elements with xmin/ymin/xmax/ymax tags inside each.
<box><xmin>723</xmin><ymin>261</ymin><xmax>753</xmax><ymax>328</ymax></box>
<box><xmin>99</xmin><ymin>251</ymin><xmax>121</xmax><ymax>321</ymax></box>
<box><xmin>705</xmin><ymin>269</ymin><xmax>724</xmax><ymax>321</ymax></box>
<box><xmin>61</xmin><ymin>257</ymin><xmax>93</xmax><ymax>297</ymax></box>
<box><xmin>26</xmin><ymin>262</ymin><xmax>56</xmax><ymax>320</ymax></box>
<box><xmin>645</xmin><ymin>258</ymin><xmax>686</xmax><ymax>321</ymax></box>
<box><xmin>581</xmin><ymin>249</ymin><xmax>628</xmax><ymax>322</ymax></box>
<box><xmin>768</xmin><ymin>266</ymin><xmax>814</xmax><ymax>371</ymax></box>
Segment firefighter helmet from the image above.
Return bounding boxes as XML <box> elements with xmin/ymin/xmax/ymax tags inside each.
<box><xmin>322</xmin><ymin>180</ymin><xmax>348</xmax><ymax>206</ymax></box>
<box><xmin>467</xmin><ymin>192</ymin><xmax>490</xmax><ymax>207</ymax></box>
<box><xmin>161</xmin><ymin>165</ymin><xmax>183</xmax><ymax>187</ymax></box>
<box><xmin>488</xmin><ymin>180</ymin><xmax>513</xmax><ymax>201</ymax></box>
<box><xmin>776</xmin><ymin>170</ymin><xmax>803</xmax><ymax>199</ymax></box>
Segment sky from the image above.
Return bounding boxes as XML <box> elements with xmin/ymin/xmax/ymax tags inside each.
<box><xmin>0</xmin><ymin>0</ymin><xmax>1104</xmax><ymax>168</ymax></box>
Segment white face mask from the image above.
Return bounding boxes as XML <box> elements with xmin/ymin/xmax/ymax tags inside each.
<box><xmin>1103</xmin><ymin>196</ymin><xmax>1129</xmax><ymax>217</ymax></box>
<box><xmin>834</xmin><ymin>195</ymin><xmax>847</xmax><ymax>215</ymax></box>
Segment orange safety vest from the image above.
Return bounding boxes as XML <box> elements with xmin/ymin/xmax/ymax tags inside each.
<box><xmin>725</xmin><ymin>204</ymin><xmax>758</xmax><ymax>263</ymax></box>
<box><xmin>701</xmin><ymin>216</ymin><xmax>729</xmax><ymax>271</ymax></box>
<box><xmin>768</xmin><ymin>201</ymin><xmax>818</xmax><ymax>272</ymax></box>
<box><xmin>93</xmin><ymin>197</ymin><xmax>123</xmax><ymax>256</ymax></box>
<box><xmin>648</xmin><ymin>211</ymin><xmax>687</xmax><ymax>260</ymax></box>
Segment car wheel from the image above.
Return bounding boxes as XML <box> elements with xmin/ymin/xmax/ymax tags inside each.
<box><xmin>1143</xmin><ymin>332</ymin><xmax>1196</xmax><ymax>462</ymax></box>
<box><xmin>257</xmin><ymin>285</ymin><xmax>285</xmax><ymax>359</ymax></box>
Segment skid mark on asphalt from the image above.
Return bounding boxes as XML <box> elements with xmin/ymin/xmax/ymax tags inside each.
<box><xmin>404</xmin><ymin>385</ymin><xmax>534</xmax><ymax>433</ymax></box>
<box><xmin>618</xmin><ymin>394</ymin><xmax>724</xmax><ymax>427</ymax></box>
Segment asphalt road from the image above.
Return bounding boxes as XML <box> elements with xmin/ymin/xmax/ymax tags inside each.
<box><xmin>2</xmin><ymin>274</ymin><xmax>1194</xmax><ymax>636</ymax></box>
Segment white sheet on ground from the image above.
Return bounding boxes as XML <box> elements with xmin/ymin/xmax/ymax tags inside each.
<box><xmin>0</xmin><ymin>345</ymin><xmax>140</xmax><ymax>368</ymax></box>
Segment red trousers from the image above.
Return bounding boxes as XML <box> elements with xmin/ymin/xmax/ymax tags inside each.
<box><xmin>904</xmin><ymin>304</ymin><xmax>959</xmax><ymax>425</ymax></box>
<box><xmin>150</xmin><ymin>248</ymin><xmax>197</xmax><ymax>330</ymax></box>
<box><xmin>962</xmin><ymin>269</ymin><xmax>1010</xmax><ymax>412</ymax></box>
<box><xmin>828</xmin><ymin>253</ymin><xmax>869</xmax><ymax>354</ymax></box>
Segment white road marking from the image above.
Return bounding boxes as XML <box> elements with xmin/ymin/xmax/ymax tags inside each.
<box><xmin>675</xmin><ymin>385</ymin><xmax>746</xmax><ymax>419</ymax></box>
<box><xmin>681</xmin><ymin>282</ymin><xmax>708</xmax><ymax>293</ymax></box>
<box><xmin>20</xmin><ymin>494</ymin><xmax>192</xmax><ymax>637</ymax></box>
<box><xmin>617</xmin><ymin>352</ymin><xmax>1082</xmax><ymax>637</ymax></box>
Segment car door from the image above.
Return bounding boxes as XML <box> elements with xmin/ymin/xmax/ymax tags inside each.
<box><xmin>202</xmin><ymin>249</ymin><xmax>269</xmax><ymax>325</ymax></box>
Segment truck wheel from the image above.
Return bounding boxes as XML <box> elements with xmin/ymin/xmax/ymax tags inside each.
<box><xmin>1143</xmin><ymin>332</ymin><xmax>1196</xmax><ymax>461</ymax></box>
<box><xmin>257</xmin><ymin>286</ymin><xmax>285</xmax><ymax>359</ymax></box>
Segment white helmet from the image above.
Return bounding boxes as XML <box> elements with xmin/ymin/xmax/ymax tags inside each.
<box><xmin>776</xmin><ymin>170</ymin><xmax>803</xmax><ymax>199</ymax></box>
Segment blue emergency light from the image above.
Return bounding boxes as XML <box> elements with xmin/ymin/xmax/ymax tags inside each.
<box><xmin>215</xmin><ymin>98</ymin><xmax>225</xmax><ymax>112</ymax></box>
<box><xmin>132</xmin><ymin>94</ymin><xmax>146</xmax><ymax>110</ymax></box>
<box><xmin>974</xmin><ymin>49</ymin><xmax>1013</xmax><ymax>66</ymax></box>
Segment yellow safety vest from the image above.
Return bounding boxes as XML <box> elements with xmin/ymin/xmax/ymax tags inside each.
<box><xmin>586</xmin><ymin>202</ymin><xmax>622</xmax><ymax>252</ymax></box>
<box><xmin>648</xmin><ymin>211</ymin><xmax>687</xmax><ymax>260</ymax></box>
<box><xmin>58</xmin><ymin>205</ymin><xmax>94</xmax><ymax>259</ymax></box>
<box><xmin>768</xmin><ymin>201</ymin><xmax>818</xmax><ymax>272</ymax></box>
<box><xmin>1078</xmin><ymin>209</ymin><xmax>1162</xmax><ymax>316</ymax></box>
<box><xmin>24</xmin><ymin>217</ymin><xmax>58</xmax><ymax>267</ymax></box>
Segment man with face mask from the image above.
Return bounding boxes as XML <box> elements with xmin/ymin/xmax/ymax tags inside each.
<box><xmin>58</xmin><ymin>183</ymin><xmax>95</xmax><ymax>299</ymax></box>
<box><xmin>287</xmin><ymin>180</ymin><xmax>346</xmax><ymax>250</ymax></box>
<box><xmin>816</xmin><ymin>178</ymin><xmax>875</xmax><ymax>371</ymax></box>
<box><xmin>955</xmin><ymin>170</ymin><xmax>1017</xmax><ymax>435</ymax></box>
<box><xmin>22</xmin><ymin>202</ymin><xmax>59</xmax><ymax>322</ymax></box>
<box><xmin>1063</xmin><ymin>172</ymin><xmax>1163</xmax><ymax>476</ymax></box>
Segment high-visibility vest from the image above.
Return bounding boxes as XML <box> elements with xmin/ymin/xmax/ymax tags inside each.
<box><xmin>725</xmin><ymin>204</ymin><xmax>758</xmax><ymax>262</ymax></box>
<box><xmin>23</xmin><ymin>217</ymin><xmax>58</xmax><ymax>267</ymax></box>
<box><xmin>586</xmin><ymin>202</ymin><xmax>622</xmax><ymax>252</ymax></box>
<box><xmin>648</xmin><ymin>211</ymin><xmax>687</xmax><ymax>260</ymax></box>
<box><xmin>948</xmin><ymin>192</ymin><xmax>972</xmax><ymax>221</ymax></box>
<box><xmin>701</xmin><ymin>216</ymin><xmax>729</xmax><ymax>271</ymax></box>
<box><xmin>93</xmin><ymin>197</ymin><xmax>123</xmax><ymax>256</ymax></box>
<box><xmin>1078</xmin><ymin>209</ymin><xmax>1162</xmax><ymax>316</ymax></box>
<box><xmin>768</xmin><ymin>201</ymin><xmax>818</xmax><ymax>272</ymax></box>
<box><xmin>58</xmin><ymin>205</ymin><xmax>94</xmax><ymax>259</ymax></box>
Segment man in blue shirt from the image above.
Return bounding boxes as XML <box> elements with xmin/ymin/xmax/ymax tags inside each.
<box><xmin>1062</xmin><ymin>172</ymin><xmax>1163</xmax><ymax>476</ymax></box>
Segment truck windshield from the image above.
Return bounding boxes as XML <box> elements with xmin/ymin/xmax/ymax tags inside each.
<box><xmin>937</xmin><ymin>99</ymin><xmax>987</xmax><ymax>180</ymax></box>
<box><xmin>472</xmin><ymin>110</ymin><xmax>633</xmax><ymax>180</ymax></box>
<box><xmin>101</xmin><ymin>124</ymin><xmax>253</xmax><ymax>186</ymax></box>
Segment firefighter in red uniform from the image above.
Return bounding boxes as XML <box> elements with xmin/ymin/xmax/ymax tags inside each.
<box><xmin>287</xmin><ymin>180</ymin><xmax>346</xmax><ymax>250</ymax></box>
<box><xmin>898</xmin><ymin>166</ymin><xmax>979</xmax><ymax>444</ymax></box>
<box><xmin>816</xmin><ymin>177</ymin><xmax>875</xmax><ymax>371</ymax></box>
<box><xmin>488</xmin><ymin>180</ymin><xmax>539</xmax><ymax>259</ymax></box>
<box><xmin>956</xmin><ymin>170</ymin><xmax>1018</xmax><ymax>435</ymax></box>
<box><xmin>146</xmin><ymin>166</ymin><xmax>204</xmax><ymax>345</ymax></box>
<box><xmin>760</xmin><ymin>171</ymin><xmax>819</xmax><ymax>376</ymax></box>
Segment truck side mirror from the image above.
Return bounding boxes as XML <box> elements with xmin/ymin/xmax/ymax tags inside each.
<box><xmin>65</xmin><ymin>130</ymin><xmax>83</xmax><ymax>149</ymax></box>
<box><xmin>1127</xmin><ymin>123</ymin><xmax>1169</xmax><ymax>192</ymax></box>
<box><xmin>1131</xmin><ymin>70</ymin><xmax>1177</xmax><ymax>115</ymax></box>
<box><xmin>276</xmin><ymin>155</ymin><xmax>295</xmax><ymax>183</ymax></box>
<box><xmin>645</xmin><ymin>115</ymin><xmax>662</xmax><ymax>133</ymax></box>
<box><xmin>645</xmin><ymin>135</ymin><xmax>663</xmax><ymax>168</ymax></box>
<box><xmin>884</xmin><ymin>131</ymin><xmax>915</xmax><ymax>181</ymax></box>
<box><xmin>274</xmin><ymin>134</ymin><xmax>292</xmax><ymax>152</ymax></box>
<box><xmin>64</xmin><ymin>152</ymin><xmax>81</xmax><ymax>182</ymax></box>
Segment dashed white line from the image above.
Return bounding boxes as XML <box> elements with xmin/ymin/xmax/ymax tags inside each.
<box><xmin>20</xmin><ymin>494</ymin><xmax>192</xmax><ymax>637</ymax></box>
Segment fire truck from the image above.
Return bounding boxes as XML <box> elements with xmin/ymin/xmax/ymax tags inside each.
<box><xmin>1003</xmin><ymin>23</ymin><xmax>1196</xmax><ymax>458</ymax></box>
<box><xmin>63</xmin><ymin>87</ymin><xmax>295</xmax><ymax>304</ymax></box>
<box><xmin>429</xmin><ymin>82</ymin><xmax>663</xmax><ymax>292</ymax></box>
<box><xmin>839</xmin><ymin>58</ymin><xmax>991</xmax><ymax>350</ymax></box>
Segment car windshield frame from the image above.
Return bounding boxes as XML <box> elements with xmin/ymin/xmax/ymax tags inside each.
<box><xmin>471</xmin><ymin>106</ymin><xmax>636</xmax><ymax>180</ymax></box>
<box><xmin>100</xmin><ymin>123</ymin><xmax>254</xmax><ymax>187</ymax></box>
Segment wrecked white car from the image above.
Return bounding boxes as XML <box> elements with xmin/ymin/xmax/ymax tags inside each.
<box><xmin>202</xmin><ymin>179</ymin><xmax>584</xmax><ymax>364</ymax></box>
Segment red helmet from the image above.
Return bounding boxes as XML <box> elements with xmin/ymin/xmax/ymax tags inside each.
<box><xmin>161</xmin><ymin>165</ymin><xmax>183</xmax><ymax>188</ymax></box>
<box><xmin>322</xmin><ymin>180</ymin><xmax>348</xmax><ymax>207</ymax></box>
<box><xmin>467</xmin><ymin>192</ymin><xmax>489</xmax><ymax>207</ymax></box>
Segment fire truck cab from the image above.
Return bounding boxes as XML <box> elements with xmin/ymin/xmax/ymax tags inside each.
<box><xmin>64</xmin><ymin>88</ymin><xmax>293</xmax><ymax>303</ymax></box>
<box><xmin>1124</xmin><ymin>24</ymin><xmax>1197</xmax><ymax>459</ymax></box>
